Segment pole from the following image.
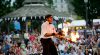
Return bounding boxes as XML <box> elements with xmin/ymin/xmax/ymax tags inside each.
<box><xmin>0</xmin><ymin>22</ymin><xmax>1</xmax><ymax>33</ymax></box>
<box><xmin>86</xmin><ymin>3</ymin><xmax>88</xmax><ymax>28</ymax></box>
<box><xmin>84</xmin><ymin>0</ymin><xmax>88</xmax><ymax>38</ymax></box>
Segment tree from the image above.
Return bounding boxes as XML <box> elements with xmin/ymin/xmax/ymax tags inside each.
<box><xmin>13</xmin><ymin>0</ymin><xmax>24</xmax><ymax>9</ymax></box>
<box><xmin>71</xmin><ymin>0</ymin><xmax>85</xmax><ymax>19</ymax></box>
<box><xmin>89</xmin><ymin>0</ymin><xmax>100</xmax><ymax>18</ymax></box>
<box><xmin>71</xmin><ymin>0</ymin><xmax>100</xmax><ymax>28</ymax></box>
<box><xmin>0</xmin><ymin>0</ymin><xmax>12</xmax><ymax>17</ymax></box>
<box><xmin>45</xmin><ymin>0</ymin><xmax>53</xmax><ymax>7</ymax></box>
<box><xmin>71</xmin><ymin>0</ymin><xmax>100</xmax><ymax>19</ymax></box>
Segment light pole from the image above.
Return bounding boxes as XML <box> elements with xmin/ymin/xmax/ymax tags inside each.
<box><xmin>0</xmin><ymin>19</ymin><xmax>2</xmax><ymax>33</ymax></box>
<box><xmin>84</xmin><ymin>0</ymin><xmax>88</xmax><ymax>38</ymax></box>
<box><xmin>84</xmin><ymin>0</ymin><xmax>88</xmax><ymax>28</ymax></box>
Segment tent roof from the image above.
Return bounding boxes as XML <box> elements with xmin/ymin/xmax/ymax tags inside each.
<box><xmin>93</xmin><ymin>19</ymin><xmax>100</xmax><ymax>23</ymax></box>
<box><xmin>2</xmin><ymin>6</ymin><xmax>68</xmax><ymax>18</ymax></box>
<box><xmin>23</xmin><ymin>0</ymin><xmax>44</xmax><ymax>4</ymax></box>
<box><xmin>71</xmin><ymin>20</ymin><xmax>86</xmax><ymax>26</ymax></box>
<box><xmin>2</xmin><ymin>0</ymin><xmax>68</xmax><ymax>18</ymax></box>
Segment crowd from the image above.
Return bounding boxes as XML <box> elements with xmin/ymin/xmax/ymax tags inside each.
<box><xmin>0</xmin><ymin>28</ymin><xmax>100</xmax><ymax>55</ymax></box>
<box><xmin>0</xmin><ymin>29</ymin><xmax>43</xmax><ymax>55</ymax></box>
<box><xmin>53</xmin><ymin>29</ymin><xmax>100</xmax><ymax>55</ymax></box>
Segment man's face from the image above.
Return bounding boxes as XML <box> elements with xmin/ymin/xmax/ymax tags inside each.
<box><xmin>47</xmin><ymin>16</ymin><xmax>53</xmax><ymax>23</ymax></box>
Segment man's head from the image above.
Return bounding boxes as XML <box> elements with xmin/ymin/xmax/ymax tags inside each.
<box><xmin>45</xmin><ymin>14</ymin><xmax>53</xmax><ymax>24</ymax></box>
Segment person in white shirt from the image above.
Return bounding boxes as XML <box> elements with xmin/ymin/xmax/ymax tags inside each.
<box><xmin>6</xmin><ymin>34</ymin><xmax>12</xmax><ymax>42</ymax></box>
<box><xmin>58</xmin><ymin>40</ymin><xmax>65</xmax><ymax>55</ymax></box>
<box><xmin>24</xmin><ymin>31</ymin><xmax>29</xmax><ymax>46</ymax></box>
<box><xmin>40</xmin><ymin>14</ymin><xmax>65</xmax><ymax>55</ymax></box>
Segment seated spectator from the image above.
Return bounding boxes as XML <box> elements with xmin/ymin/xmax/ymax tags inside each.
<box><xmin>58</xmin><ymin>40</ymin><xmax>65</xmax><ymax>55</ymax></box>
<box><xmin>29</xmin><ymin>33</ymin><xmax>35</xmax><ymax>43</ymax></box>
<box><xmin>2</xmin><ymin>41</ymin><xmax>11</xmax><ymax>55</ymax></box>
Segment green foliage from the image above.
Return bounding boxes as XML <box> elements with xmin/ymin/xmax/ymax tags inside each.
<box><xmin>71</xmin><ymin>0</ymin><xmax>100</xmax><ymax>19</ymax></box>
<box><xmin>71</xmin><ymin>0</ymin><xmax>85</xmax><ymax>19</ymax></box>
<box><xmin>77</xmin><ymin>16</ymin><xmax>83</xmax><ymax>20</ymax></box>
<box><xmin>0</xmin><ymin>0</ymin><xmax>12</xmax><ymax>17</ymax></box>
<box><xmin>46</xmin><ymin>0</ymin><xmax>53</xmax><ymax>7</ymax></box>
<box><xmin>31</xmin><ymin>20</ymin><xmax>42</xmax><ymax>33</ymax></box>
<box><xmin>13</xmin><ymin>0</ymin><xmax>24</xmax><ymax>9</ymax></box>
<box><xmin>0</xmin><ymin>0</ymin><xmax>25</xmax><ymax>17</ymax></box>
<box><xmin>47</xmin><ymin>0</ymin><xmax>53</xmax><ymax>5</ymax></box>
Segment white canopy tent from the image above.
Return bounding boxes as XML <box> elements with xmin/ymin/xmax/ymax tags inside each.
<box><xmin>70</xmin><ymin>20</ymin><xmax>86</xmax><ymax>26</ymax></box>
<box><xmin>58</xmin><ymin>20</ymin><xmax>86</xmax><ymax>28</ymax></box>
<box><xmin>58</xmin><ymin>19</ymin><xmax>100</xmax><ymax>28</ymax></box>
<box><xmin>58</xmin><ymin>23</ymin><xmax>71</xmax><ymax>28</ymax></box>
<box><xmin>93</xmin><ymin>19</ymin><xmax>100</xmax><ymax>23</ymax></box>
<box><xmin>93</xmin><ymin>19</ymin><xmax>100</xmax><ymax>25</ymax></box>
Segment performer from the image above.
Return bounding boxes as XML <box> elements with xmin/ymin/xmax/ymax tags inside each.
<box><xmin>40</xmin><ymin>14</ymin><xmax>65</xmax><ymax>55</ymax></box>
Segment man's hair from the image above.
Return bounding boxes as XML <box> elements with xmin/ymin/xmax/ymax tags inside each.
<box><xmin>45</xmin><ymin>14</ymin><xmax>52</xmax><ymax>20</ymax></box>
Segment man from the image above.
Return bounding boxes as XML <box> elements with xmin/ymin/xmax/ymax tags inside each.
<box><xmin>40</xmin><ymin>14</ymin><xmax>64</xmax><ymax>55</ymax></box>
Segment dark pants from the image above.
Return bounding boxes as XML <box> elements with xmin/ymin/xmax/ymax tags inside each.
<box><xmin>40</xmin><ymin>38</ymin><xmax>58</xmax><ymax>55</ymax></box>
<box><xmin>24</xmin><ymin>39</ymin><xmax>29</xmax><ymax>46</ymax></box>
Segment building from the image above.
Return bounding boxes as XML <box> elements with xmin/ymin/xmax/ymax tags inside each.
<box><xmin>52</xmin><ymin>0</ymin><xmax>76</xmax><ymax>20</ymax></box>
<box><xmin>2</xmin><ymin>0</ymin><xmax>67</xmax><ymax>18</ymax></box>
<box><xmin>53</xmin><ymin>0</ymin><xmax>69</xmax><ymax>12</ymax></box>
<box><xmin>1</xmin><ymin>0</ymin><xmax>68</xmax><ymax>32</ymax></box>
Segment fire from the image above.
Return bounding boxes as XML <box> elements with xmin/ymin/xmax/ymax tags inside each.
<box><xmin>70</xmin><ymin>32</ymin><xmax>79</xmax><ymax>42</ymax></box>
<box><xmin>62</xmin><ymin>27</ymin><xmax>68</xmax><ymax>36</ymax></box>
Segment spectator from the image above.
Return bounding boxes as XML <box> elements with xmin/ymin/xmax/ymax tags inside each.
<box><xmin>97</xmin><ymin>38</ymin><xmax>100</xmax><ymax>47</ymax></box>
<box><xmin>58</xmin><ymin>40</ymin><xmax>65</xmax><ymax>55</ymax></box>
<box><xmin>15</xmin><ymin>42</ymin><xmax>21</xmax><ymax>55</ymax></box>
<box><xmin>2</xmin><ymin>41</ymin><xmax>11</xmax><ymax>55</ymax></box>
<box><xmin>24</xmin><ymin>31</ymin><xmax>29</xmax><ymax>46</ymax></box>
<box><xmin>29</xmin><ymin>33</ymin><xmax>35</xmax><ymax>43</ymax></box>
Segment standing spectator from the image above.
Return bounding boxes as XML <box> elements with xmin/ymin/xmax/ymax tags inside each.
<box><xmin>2</xmin><ymin>32</ymin><xmax>6</xmax><ymax>42</ymax></box>
<box><xmin>24</xmin><ymin>31</ymin><xmax>29</xmax><ymax>46</ymax></box>
<box><xmin>92</xmin><ymin>27</ymin><xmax>96</xmax><ymax>36</ymax></box>
<box><xmin>97</xmin><ymin>37</ymin><xmax>100</xmax><ymax>48</ymax></box>
<box><xmin>7</xmin><ymin>33</ymin><xmax>12</xmax><ymax>42</ymax></box>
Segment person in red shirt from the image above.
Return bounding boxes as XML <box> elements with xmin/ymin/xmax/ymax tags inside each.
<box><xmin>29</xmin><ymin>33</ymin><xmax>35</xmax><ymax>42</ymax></box>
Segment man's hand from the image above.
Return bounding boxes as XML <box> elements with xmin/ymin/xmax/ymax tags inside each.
<box><xmin>59</xmin><ymin>35</ymin><xmax>66</xmax><ymax>40</ymax></box>
<box><xmin>53</xmin><ymin>32</ymin><xmax>66</xmax><ymax>40</ymax></box>
<box><xmin>44</xmin><ymin>32</ymin><xmax>58</xmax><ymax>37</ymax></box>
